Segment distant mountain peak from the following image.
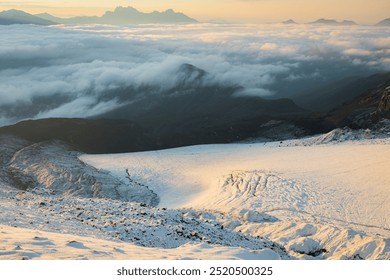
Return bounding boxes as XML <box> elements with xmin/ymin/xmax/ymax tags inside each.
<box><xmin>35</xmin><ymin>6</ymin><xmax>197</xmax><ymax>25</ymax></box>
<box><xmin>116</xmin><ymin>6</ymin><xmax>137</xmax><ymax>11</ymax></box>
<box><xmin>309</xmin><ymin>18</ymin><xmax>357</xmax><ymax>25</ymax></box>
<box><xmin>283</xmin><ymin>19</ymin><xmax>297</xmax><ymax>24</ymax></box>
<box><xmin>112</xmin><ymin>6</ymin><xmax>139</xmax><ymax>13</ymax></box>
<box><xmin>341</xmin><ymin>20</ymin><xmax>356</xmax><ymax>25</ymax></box>
<box><xmin>1</xmin><ymin>9</ymin><xmax>30</xmax><ymax>16</ymax></box>
<box><xmin>376</xmin><ymin>18</ymin><xmax>390</xmax><ymax>26</ymax></box>
<box><xmin>36</xmin><ymin>12</ymin><xmax>51</xmax><ymax>16</ymax></box>
<box><xmin>2</xmin><ymin>9</ymin><xmax>23</xmax><ymax>13</ymax></box>
<box><xmin>0</xmin><ymin>9</ymin><xmax>56</xmax><ymax>25</ymax></box>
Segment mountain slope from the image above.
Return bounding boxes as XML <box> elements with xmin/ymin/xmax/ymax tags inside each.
<box><xmin>326</xmin><ymin>82</ymin><xmax>390</xmax><ymax>128</ymax></box>
<box><xmin>0</xmin><ymin>9</ymin><xmax>56</xmax><ymax>25</ymax></box>
<box><xmin>0</xmin><ymin>93</ymin><xmax>309</xmax><ymax>153</ymax></box>
<box><xmin>3</xmin><ymin>66</ymin><xmax>390</xmax><ymax>154</ymax></box>
<box><xmin>293</xmin><ymin>72</ymin><xmax>390</xmax><ymax>112</ymax></box>
<box><xmin>0</xmin><ymin>118</ymin><xmax>156</xmax><ymax>154</ymax></box>
<box><xmin>94</xmin><ymin>64</ymin><xmax>308</xmax><ymax>147</ymax></box>
<box><xmin>0</xmin><ymin>63</ymin><xmax>311</xmax><ymax>154</ymax></box>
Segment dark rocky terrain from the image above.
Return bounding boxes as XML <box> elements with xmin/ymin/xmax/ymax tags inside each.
<box><xmin>326</xmin><ymin>83</ymin><xmax>390</xmax><ymax>128</ymax></box>
<box><xmin>292</xmin><ymin>72</ymin><xmax>390</xmax><ymax>112</ymax></box>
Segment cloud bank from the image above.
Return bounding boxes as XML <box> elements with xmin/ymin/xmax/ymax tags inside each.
<box><xmin>0</xmin><ymin>23</ymin><xmax>389</xmax><ymax>125</ymax></box>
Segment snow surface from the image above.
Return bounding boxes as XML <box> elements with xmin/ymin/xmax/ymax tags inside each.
<box><xmin>1</xmin><ymin>129</ymin><xmax>390</xmax><ymax>259</ymax></box>
<box><xmin>80</xmin><ymin>131</ymin><xmax>390</xmax><ymax>259</ymax></box>
<box><xmin>0</xmin><ymin>224</ymin><xmax>280</xmax><ymax>260</ymax></box>
<box><xmin>0</xmin><ymin>187</ymin><xmax>287</xmax><ymax>260</ymax></box>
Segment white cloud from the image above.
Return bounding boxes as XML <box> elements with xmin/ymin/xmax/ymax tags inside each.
<box><xmin>0</xmin><ymin>23</ymin><xmax>389</xmax><ymax>125</ymax></box>
<box><xmin>35</xmin><ymin>96</ymin><xmax>120</xmax><ymax>119</ymax></box>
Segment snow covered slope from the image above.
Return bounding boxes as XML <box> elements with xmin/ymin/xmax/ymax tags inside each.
<box><xmin>1</xmin><ymin>129</ymin><xmax>390</xmax><ymax>259</ymax></box>
<box><xmin>0</xmin><ymin>188</ymin><xmax>287</xmax><ymax>260</ymax></box>
<box><xmin>81</xmin><ymin>130</ymin><xmax>390</xmax><ymax>259</ymax></box>
<box><xmin>0</xmin><ymin>224</ymin><xmax>280</xmax><ymax>260</ymax></box>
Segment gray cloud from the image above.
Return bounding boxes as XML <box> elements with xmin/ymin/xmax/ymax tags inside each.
<box><xmin>0</xmin><ymin>23</ymin><xmax>389</xmax><ymax>125</ymax></box>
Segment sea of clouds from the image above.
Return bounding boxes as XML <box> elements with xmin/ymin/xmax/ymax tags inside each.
<box><xmin>0</xmin><ymin>23</ymin><xmax>389</xmax><ymax>125</ymax></box>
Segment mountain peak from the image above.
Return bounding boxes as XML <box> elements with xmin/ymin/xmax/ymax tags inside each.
<box><xmin>178</xmin><ymin>63</ymin><xmax>207</xmax><ymax>80</ymax></box>
<box><xmin>113</xmin><ymin>6</ymin><xmax>139</xmax><ymax>13</ymax></box>
<box><xmin>99</xmin><ymin>6</ymin><xmax>197</xmax><ymax>24</ymax></box>
<box><xmin>36</xmin><ymin>12</ymin><xmax>51</xmax><ymax>16</ymax></box>
<box><xmin>310</xmin><ymin>18</ymin><xmax>357</xmax><ymax>25</ymax></box>
<box><xmin>4</xmin><ymin>6</ymin><xmax>197</xmax><ymax>25</ymax></box>
<box><xmin>0</xmin><ymin>9</ymin><xmax>56</xmax><ymax>25</ymax></box>
<box><xmin>376</xmin><ymin>18</ymin><xmax>390</xmax><ymax>26</ymax></box>
<box><xmin>1</xmin><ymin>9</ymin><xmax>29</xmax><ymax>16</ymax></box>
<box><xmin>283</xmin><ymin>19</ymin><xmax>297</xmax><ymax>24</ymax></box>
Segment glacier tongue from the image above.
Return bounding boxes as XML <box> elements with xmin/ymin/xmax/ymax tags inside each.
<box><xmin>5</xmin><ymin>139</ymin><xmax>159</xmax><ymax>206</ymax></box>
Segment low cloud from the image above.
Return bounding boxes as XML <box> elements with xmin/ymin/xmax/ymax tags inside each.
<box><xmin>0</xmin><ymin>23</ymin><xmax>389</xmax><ymax>125</ymax></box>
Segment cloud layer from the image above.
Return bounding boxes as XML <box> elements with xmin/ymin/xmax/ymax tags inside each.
<box><xmin>0</xmin><ymin>23</ymin><xmax>389</xmax><ymax>125</ymax></box>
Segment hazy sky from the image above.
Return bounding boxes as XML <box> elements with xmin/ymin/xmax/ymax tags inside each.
<box><xmin>0</xmin><ymin>0</ymin><xmax>389</xmax><ymax>24</ymax></box>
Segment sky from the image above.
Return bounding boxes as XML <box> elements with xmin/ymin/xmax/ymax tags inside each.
<box><xmin>0</xmin><ymin>0</ymin><xmax>389</xmax><ymax>24</ymax></box>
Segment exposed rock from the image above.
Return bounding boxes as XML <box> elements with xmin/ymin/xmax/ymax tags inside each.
<box><xmin>6</xmin><ymin>140</ymin><xmax>159</xmax><ymax>206</ymax></box>
<box><xmin>376</xmin><ymin>87</ymin><xmax>390</xmax><ymax>118</ymax></box>
<box><xmin>327</xmin><ymin>83</ymin><xmax>390</xmax><ymax>129</ymax></box>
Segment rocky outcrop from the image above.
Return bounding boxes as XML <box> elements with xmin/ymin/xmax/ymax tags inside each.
<box><xmin>377</xmin><ymin>86</ymin><xmax>390</xmax><ymax>118</ymax></box>
<box><xmin>3</xmin><ymin>138</ymin><xmax>159</xmax><ymax>206</ymax></box>
<box><xmin>0</xmin><ymin>135</ymin><xmax>31</xmax><ymax>186</ymax></box>
<box><xmin>327</xmin><ymin>83</ymin><xmax>390</xmax><ymax>128</ymax></box>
